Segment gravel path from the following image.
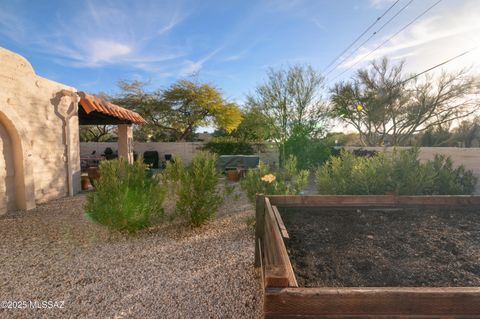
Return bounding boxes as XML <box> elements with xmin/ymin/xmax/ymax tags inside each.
<box><xmin>0</xmin><ymin>184</ymin><xmax>262</xmax><ymax>318</ymax></box>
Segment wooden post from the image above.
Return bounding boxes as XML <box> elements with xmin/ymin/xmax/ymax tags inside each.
<box><xmin>118</xmin><ymin>124</ymin><xmax>133</xmax><ymax>163</ymax></box>
<box><xmin>255</xmin><ymin>194</ymin><xmax>265</xmax><ymax>268</ymax></box>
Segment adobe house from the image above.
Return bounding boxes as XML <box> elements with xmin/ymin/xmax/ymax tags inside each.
<box><xmin>0</xmin><ymin>48</ymin><xmax>144</xmax><ymax>214</ymax></box>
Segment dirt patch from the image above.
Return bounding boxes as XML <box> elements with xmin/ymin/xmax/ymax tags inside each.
<box><xmin>280</xmin><ymin>206</ymin><xmax>480</xmax><ymax>287</ymax></box>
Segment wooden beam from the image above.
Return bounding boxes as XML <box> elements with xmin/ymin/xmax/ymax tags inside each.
<box><xmin>265</xmin><ymin>287</ymin><xmax>480</xmax><ymax>317</ymax></box>
<box><xmin>267</xmin><ymin>195</ymin><xmax>480</xmax><ymax>207</ymax></box>
<box><xmin>264</xmin><ymin>198</ymin><xmax>298</xmax><ymax>288</ymax></box>
<box><xmin>272</xmin><ymin>205</ymin><xmax>289</xmax><ymax>239</ymax></box>
<box><xmin>255</xmin><ymin>194</ymin><xmax>265</xmax><ymax>268</ymax></box>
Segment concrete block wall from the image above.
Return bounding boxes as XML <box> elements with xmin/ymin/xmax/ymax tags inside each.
<box><xmin>80</xmin><ymin>141</ymin><xmax>279</xmax><ymax>165</ymax></box>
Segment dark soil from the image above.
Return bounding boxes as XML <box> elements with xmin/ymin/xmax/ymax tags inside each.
<box><xmin>280</xmin><ymin>206</ymin><xmax>480</xmax><ymax>287</ymax></box>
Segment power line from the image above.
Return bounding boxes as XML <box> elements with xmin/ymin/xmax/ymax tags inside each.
<box><xmin>322</xmin><ymin>0</ymin><xmax>400</xmax><ymax>73</ymax></box>
<box><xmin>325</xmin><ymin>0</ymin><xmax>414</xmax><ymax>77</ymax></box>
<box><xmin>401</xmin><ymin>46</ymin><xmax>479</xmax><ymax>84</ymax></box>
<box><xmin>327</xmin><ymin>0</ymin><xmax>442</xmax><ymax>84</ymax></box>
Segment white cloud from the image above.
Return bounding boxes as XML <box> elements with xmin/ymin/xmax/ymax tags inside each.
<box><xmin>370</xmin><ymin>0</ymin><xmax>397</xmax><ymax>9</ymax></box>
<box><xmin>88</xmin><ymin>40</ymin><xmax>132</xmax><ymax>64</ymax></box>
<box><xmin>180</xmin><ymin>48</ymin><xmax>222</xmax><ymax>76</ymax></box>
<box><xmin>0</xmin><ymin>0</ymin><xmax>189</xmax><ymax>70</ymax></box>
<box><xmin>337</xmin><ymin>0</ymin><xmax>480</xmax><ymax>78</ymax></box>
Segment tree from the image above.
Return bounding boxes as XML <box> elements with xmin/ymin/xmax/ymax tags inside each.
<box><xmin>452</xmin><ymin>117</ymin><xmax>480</xmax><ymax>147</ymax></box>
<box><xmin>330</xmin><ymin>57</ymin><xmax>479</xmax><ymax>146</ymax></box>
<box><xmin>214</xmin><ymin>106</ymin><xmax>274</xmax><ymax>142</ymax></box>
<box><xmin>246</xmin><ymin>64</ymin><xmax>328</xmax><ymax>165</ymax></box>
<box><xmin>79</xmin><ymin>125</ymin><xmax>116</xmax><ymax>142</ymax></box>
<box><xmin>114</xmin><ymin>80</ymin><xmax>242</xmax><ymax>141</ymax></box>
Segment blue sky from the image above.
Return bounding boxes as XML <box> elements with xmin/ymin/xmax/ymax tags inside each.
<box><xmin>1</xmin><ymin>0</ymin><xmax>479</xmax><ymax>104</ymax></box>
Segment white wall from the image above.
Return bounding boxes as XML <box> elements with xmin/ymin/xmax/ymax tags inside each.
<box><xmin>80</xmin><ymin>141</ymin><xmax>279</xmax><ymax>165</ymax></box>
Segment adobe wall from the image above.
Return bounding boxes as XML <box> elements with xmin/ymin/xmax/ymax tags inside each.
<box><xmin>0</xmin><ymin>47</ymin><xmax>80</xmax><ymax>213</ymax></box>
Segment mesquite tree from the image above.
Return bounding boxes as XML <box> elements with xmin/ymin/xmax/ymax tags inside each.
<box><xmin>330</xmin><ymin>58</ymin><xmax>479</xmax><ymax>146</ymax></box>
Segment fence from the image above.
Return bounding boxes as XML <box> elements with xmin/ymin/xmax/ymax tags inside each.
<box><xmin>80</xmin><ymin>142</ymin><xmax>278</xmax><ymax>165</ymax></box>
<box><xmin>80</xmin><ymin>143</ymin><xmax>480</xmax><ymax>193</ymax></box>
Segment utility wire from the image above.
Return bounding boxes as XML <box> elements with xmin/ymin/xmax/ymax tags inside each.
<box><xmin>322</xmin><ymin>0</ymin><xmax>400</xmax><ymax>73</ymax></box>
<box><xmin>327</xmin><ymin>0</ymin><xmax>442</xmax><ymax>84</ymax></box>
<box><xmin>400</xmin><ymin>46</ymin><xmax>479</xmax><ymax>84</ymax></box>
<box><xmin>325</xmin><ymin>0</ymin><xmax>414</xmax><ymax>77</ymax></box>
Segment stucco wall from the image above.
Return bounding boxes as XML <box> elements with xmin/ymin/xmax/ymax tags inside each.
<box><xmin>80</xmin><ymin>141</ymin><xmax>279</xmax><ymax>165</ymax></box>
<box><xmin>0</xmin><ymin>47</ymin><xmax>80</xmax><ymax>213</ymax></box>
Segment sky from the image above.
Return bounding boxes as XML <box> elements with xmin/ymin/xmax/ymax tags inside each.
<box><xmin>1</xmin><ymin>0</ymin><xmax>479</xmax><ymax>106</ymax></box>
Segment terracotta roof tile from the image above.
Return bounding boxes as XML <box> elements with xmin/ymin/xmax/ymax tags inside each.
<box><xmin>77</xmin><ymin>91</ymin><xmax>146</xmax><ymax>124</ymax></box>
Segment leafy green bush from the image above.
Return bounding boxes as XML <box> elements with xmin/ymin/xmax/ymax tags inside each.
<box><xmin>280</xmin><ymin>126</ymin><xmax>331</xmax><ymax>169</ymax></box>
<box><xmin>430</xmin><ymin>154</ymin><xmax>477</xmax><ymax>194</ymax></box>
<box><xmin>204</xmin><ymin>137</ymin><xmax>255</xmax><ymax>155</ymax></box>
<box><xmin>175</xmin><ymin>151</ymin><xmax>223</xmax><ymax>226</ymax></box>
<box><xmin>315</xmin><ymin>148</ymin><xmax>477</xmax><ymax>195</ymax></box>
<box><xmin>85</xmin><ymin>158</ymin><xmax>165</xmax><ymax>232</ymax></box>
<box><xmin>241</xmin><ymin>155</ymin><xmax>309</xmax><ymax>204</ymax></box>
<box><xmin>161</xmin><ymin>157</ymin><xmax>185</xmax><ymax>195</ymax></box>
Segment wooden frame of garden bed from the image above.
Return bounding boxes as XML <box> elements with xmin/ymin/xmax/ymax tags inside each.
<box><xmin>255</xmin><ymin>194</ymin><xmax>480</xmax><ymax>318</ymax></box>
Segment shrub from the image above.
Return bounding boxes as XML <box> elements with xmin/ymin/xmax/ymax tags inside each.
<box><xmin>161</xmin><ymin>157</ymin><xmax>185</xmax><ymax>195</ymax></box>
<box><xmin>241</xmin><ymin>155</ymin><xmax>309</xmax><ymax>204</ymax></box>
<box><xmin>175</xmin><ymin>151</ymin><xmax>223</xmax><ymax>226</ymax></box>
<box><xmin>315</xmin><ymin>148</ymin><xmax>477</xmax><ymax>195</ymax></box>
<box><xmin>84</xmin><ymin>158</ymin><xmax>165</xmax><ymax>232</ymax></box>
<box><xmin>430</xmin><ymin>154</ymin><xmax>477</xmax><ymax>194</ymax></box>
<box><xmin>204</xmin><ymin>137</ymin><xmax>255</xmax><ymax>155</ymax></box>
<box><xmin>282</xmin><ymin>126</ymin><xmax>331</xmax><ymax>170</ymax></box>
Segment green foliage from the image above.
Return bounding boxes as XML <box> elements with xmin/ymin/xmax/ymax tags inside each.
<box><xmin>315</xmin><ymin>148</ymin><xmax>477</xmax><ymax>195</ymax></box>
<box><xmin>246</xmin><ymin>64</ymin><xmax>328</xmax><ymax>164</ymax></box>
<box><xmin>161</xmin><ymin>157</ymin><xmax>185</xmax><ymax>195</ymax></box>
<box><xmin>241</xmin><ymin>155</ymin><xmax>309</xmax><ymax>204</ymax></box>
<box><xmin>84</xmin><ymin>158</ymin><xmax>165</xmax><ymax>232</ymax></box>
<box><xmin>175</xmin><ymin>151</ymin><xmax>223</xmax><ymax>226</ymax></box>
<box><xmin>330</xmin><ymin>57</ymin><xmax>477</xmax><ymax>146</ymax></box>
<box><xmin>283</xmin><ymin>124</ymin><xmax>331</xmax><ymax>169</ymax></box>
<box><xmin>114</xmin><ymin>79</ymin><xmax>242</xmax><ymax>141</ymax></box>
<box><xmin>204</xmin><ymin>137</ymin><xmax>255</xmax><ymax>155</ymax></box>
<box><xmin>430</xmin><ymin>154</ymin><xmax>477</xmax><ymax>194</ymax></box>
<box><xmin>79</xmin><ymin>125</ymin><xmax>116</xmax><ymax>142</ymax></box>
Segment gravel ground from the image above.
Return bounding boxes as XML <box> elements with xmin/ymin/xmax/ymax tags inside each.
<box><xmin>0</xmin><ymin>182</ymin><xmax>262</xmax><ymax>318</ymax></box>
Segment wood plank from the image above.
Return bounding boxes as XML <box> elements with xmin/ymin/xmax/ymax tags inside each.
<box><xmin>267</xmin><ymin>195</ymin><xmax>480</xmax><ymax>207</ymax></box>
<box><xmin>265</xmin><ymin>287</ymin><xmax>480</xmax><ymax>317</ymax></box>
<box><xmin>255</xmin><ymin>194</ymin><xmax>265</xmax><ymax>268</ymax></box>
<box><xmin>272</xmin><ymin>205</ymin><xmax>289</xmax><ymax>239</ymax></box>
<box><xmin>264</xmin><ymin>198</ymin><xmax>298</xmax><ymax>288</ymax></box>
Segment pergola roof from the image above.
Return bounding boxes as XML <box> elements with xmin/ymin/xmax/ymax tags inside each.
<box><xmin>78</xmin><ymin>91</ymin><xmax>146</xmax><ymax>125</ymax></box>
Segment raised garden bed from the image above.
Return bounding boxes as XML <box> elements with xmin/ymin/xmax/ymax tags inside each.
<box><xmin>255</xmin><ymin>195</ymin><xmax>480</xmax><ymax>318</ymax></box>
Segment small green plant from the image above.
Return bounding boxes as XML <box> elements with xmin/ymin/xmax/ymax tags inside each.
<box><xmin>175</xmin><ymin>151</ymin><xmax>223</xmax><ymax>226</ymax></box>
<box><xmin>84</xmin><ymin>158</ymin><xmax>165</xmax><ymax>232</ymax></box>
<box><xmin>241</xmin><ymin>155</ymin><xmax>309</xmax><ymax>204</ymax></box>
<box><xmin>161</xmin><ymin>157</ymin><xmax>185</xmax><ymax>195</ymax></box>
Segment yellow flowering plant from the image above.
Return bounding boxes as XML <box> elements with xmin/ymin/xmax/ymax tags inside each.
<box><xmin>241</xmin><ymin>155</ymin><xmax>309</xmax><ymax>204</ymax></box>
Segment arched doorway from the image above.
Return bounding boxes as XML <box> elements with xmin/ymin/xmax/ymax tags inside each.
<box><xmin>0</xmin><ymin>121</ymin><xmax>15</xmax><ymax>213</ymax></box>
<box><xmin>0</xmin><ymin>111</ymin><xmax>32</xmax><ymax>213</ymax></box>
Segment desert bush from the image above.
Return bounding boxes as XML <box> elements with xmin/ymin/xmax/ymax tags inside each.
<box><xmin>430</xmin><ymin>154</ymin><xmax>477</xmax><ymax>194</ymax></box>
<box><xmin>241</xmin><ymin>155</ymin><xmax>309</xmax><ymax>204</ymax></box>
<box><xmin>204</xmin><ymin>137</ymin><xmax>255</xmax><ymax>155</ymax></box>
<box><xmin>282</xmin><ymin>125</ymin><xmax>331</xmax><ymax>169</ymax></box>
<box><xmin>161</xmin><ymin>157</ymin><xmax>185</xmax><ymax>195</ymax></box>
<box><xmin>315</xmin><ymin>148</ymin><xmax>477</xmax><ymax>195</ymax></box>
<box><xmin>85</xmin><ymin>158</ymin><xmax>165</xmax><ymax>232</ymax></box>
<box><xmin>175</xmin><ymin>151</ymin><xmax>223</xmax><ymax>226</ymax></box>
